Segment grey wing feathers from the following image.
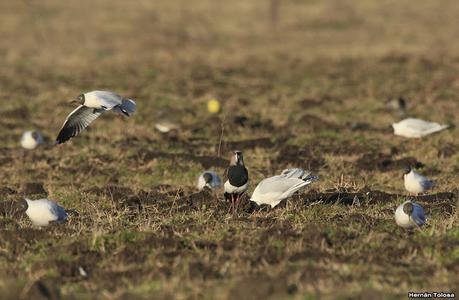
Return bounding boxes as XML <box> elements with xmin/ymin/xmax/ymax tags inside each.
<box><xmin>256</xmin><ymin>177</ymin><xmax>303</xmax><ymax>195</ymax></box>
<box><xmin>303</xmin><ymin>175</ymin><xmax>319</xmax><ymax>184</ymax></box>
<box><xmin>280</xmin><ymin>168</ymin><xmax>315</xmax><ymax>180</ymax></box>
<box><xmin>93</xmin><ymin>90</ymin><xmax>123</xmax><ymax>106</ymax></box>
<box><xmin>211</xmin><ymin>172</ymin><xmax>222</xmax><ymax>188</ymax></box>
<box><xmin>121</xmin><ymin>99</ymin><xmax>136</xmax><ymax>114</ymax></box>
<box><xmin>56</xmin><ymin>106</ymin><xmax>104</xmax><ymax>144</ymax></box>
<box><xmin>280</xmin><ymin>168</ymin><xmax>305</xmax><ymax>179</ymax></box>
<box><xmin>52</xmin><ymin>204</ymin><xmax>68</xmax><ymax>223</ymax></box>
<box><xmin>421</xmin><ymin>179</ymin><xmax>434</xmax><ymax>190</ymax></box>
<box><xmin>413</xmin><ymin>209</ymin><xmax>426</xmax><ymax>225</ymax></box>
<box><xmin>412</xmin><ymin>204</ymin><xmax>426</xmax><ymax>225</ymax></box>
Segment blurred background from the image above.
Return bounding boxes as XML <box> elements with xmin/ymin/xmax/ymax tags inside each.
<box><xmin>2</xmin><ymin>0</ymin><xmax>459</xmax><ymax>142</ymax></box>
<box><xmin>2</xmin><ymin>0</ymin><xmax>459</xmax><ymax>66</ymax></box>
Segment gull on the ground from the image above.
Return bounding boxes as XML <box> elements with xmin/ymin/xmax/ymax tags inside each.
<box><xmin>55</xmin><ymin>90</ymin><xmax>136</xmax><ymax>144</ymax></box>
<box><xmin>392</xmin><ymin>118</ymin><xmax>449</xmax><ymax>138</ymax></box>
<box><xmin>154</xmin><ymin>121</ymin><xmax>180</xmax><ymax>134</ymax></box>
<box><xmin>197</xmin><ymin>171</ymin><xmax>222</xmax><ymax>191</ymax></box>
<box><xmin>385</xmin><ymin>97</ymin><xmax>407</xmax><ymax>116</ymax></box>
<box><xmin>279</xmin><ymin>168</ymin><xmax>307</xmax><ymax>179</ymax></box>
<box><xmin>20</xmin><ymin>130</ymin><xmax>44</xmax><ymax>150</ymax></box>
<box><xmin>20</xmin><ymin>198</ymin><xmax>68</xmax><ymax>227</ymax></box>
<box><xmin>395</xmin><ymin>200</ymin><xmax>426</xmax><ymax>228</ymax></box>
<box><xmin>224</xmin><ymin>151</ymin><xmax>249</xmax><ymax>214</ymax></box>
<box><xmin>404</xmin><ymin>166</ymin><xmax>433</xmax><ymax>195</ymax></box>
<box><xmin>250</xmin><ymin>168</ymin><xmax>319</xmax><ymax>208</ymax></box>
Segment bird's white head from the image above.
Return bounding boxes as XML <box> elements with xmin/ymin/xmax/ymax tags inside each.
<box><xmin>203</xmin><ymin>172</ymin><xmax>213</xmax><ymax>188</ymax></box>
<box><xmin>70</xmin><ymin>94</ymin><xmax>85</xmax><ymax>105</ymax></box>
<box><xmin>17</xmin><ymin>199</ymin><xmax>29</xmax><ymax>213</ymax></box>
<box><xmin>230</xmin><ymin>150</ymin><xmax>244</xmax><ymax>166</ymax></box>
<box><xmin>403</xmin><ymin>166</ymin><xmax>412</xmax><ymax>178</ymax></box>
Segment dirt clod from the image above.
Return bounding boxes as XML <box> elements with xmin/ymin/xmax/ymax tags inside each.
<box><xmin>356</xmin><ymin>152</ymin><xmax>424</xmax><ymax>172</ymax></box>
<box><xmin>20</xmin><ymin>182</ymin><xmax>47</xmax><ymax>196</ymax></box>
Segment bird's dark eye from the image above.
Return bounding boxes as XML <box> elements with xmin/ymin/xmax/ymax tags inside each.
<box><xmin>403</xmin><ymin>166</ymin><xmax>411</xmax><ymax>174</ymax></box>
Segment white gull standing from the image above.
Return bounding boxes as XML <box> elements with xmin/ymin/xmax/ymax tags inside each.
<box><xmin>403</xmin><ymin>166</ymin><xmax>433</xmax><ymax>195</ymax></box>
<box><xmin>20</xmin><ymin>130</ymin><xmax>44</xmax><ymax>150</ymax></box>
<box><xmin>19</xmin><ymin>198</ymin><xmax>68</xmax><ymax>227</ymax></box>
<box><xmin>55</xmin><ymin>90</ymin><xmax>136</xmax><ymax>144</ymax></box>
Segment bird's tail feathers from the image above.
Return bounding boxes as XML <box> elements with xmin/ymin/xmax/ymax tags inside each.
<box><xmin>114</xmin><ymin>99</ymin><xmax>136</xmax><ymax>116</ymax></box>
<box><xmin>424</xmin><ymin>124</ymin><xmax>449</xmax><ymax>135</ymax></box>
<box><xmin>280</xmin><ymin>168</ymin><xmax>306</xmax><ymax>179</ymax></box>
<box><xmin>122</xmin><ymin>99</ymin><xmax>136</xmax><ymax>114</ymax></box>
<box><xmin>412</xmin><ymin>214</ymin><xmax>425</xmax><ymax>226</ymax></box>
<box><xmin>422</xmin><ymin>180</ymin><xmax>435</xmax><ymax>189</ymax></box>
<box><xmin>302</xmin><ymin>175</ymin><xmax>319</xmax><ymax>184</ymax></box>
<box><xmin>281</xmin><ymin>179</ymin><xmax>315</xmax><ymax>198</ymax></box>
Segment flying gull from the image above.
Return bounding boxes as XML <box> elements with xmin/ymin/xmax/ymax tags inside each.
<box><xmin>55</xmin><ymin>90</ymin><xmax>136</xmax><ymax>144</ymax></box>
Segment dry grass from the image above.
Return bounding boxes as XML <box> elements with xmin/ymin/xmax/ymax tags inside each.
<box><xmin>0</xmin><ymin>0</ymin><xmax>459</xmax><ymax>299</ymax></box>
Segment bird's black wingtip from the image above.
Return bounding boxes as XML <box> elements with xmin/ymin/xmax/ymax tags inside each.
<box><xmin>55</xmin><ymin>130</ymin><xmax>72</xmax><ymax>145</ymax></box>
<box><xmin>55</xmin><ymin>135</ymin><xmax>70</xmax><ymax>145</ymax></box>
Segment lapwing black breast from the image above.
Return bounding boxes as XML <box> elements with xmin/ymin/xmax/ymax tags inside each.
<box><xmin>227</xmin><ymin>165</ymin><xmax>248</xmax><ymax>187</ymax></box>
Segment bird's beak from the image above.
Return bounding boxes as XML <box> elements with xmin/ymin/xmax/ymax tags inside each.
<box><xmin>68</xmin><ymin>100</ymin><xmax>80</xmax><ymax>105</ymax></box>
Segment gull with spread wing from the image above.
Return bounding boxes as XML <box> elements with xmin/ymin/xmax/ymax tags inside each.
<box><xmin>55</xmin><ymin>90</ymin><xmax>136</xmax><ymax>144</ymax></box>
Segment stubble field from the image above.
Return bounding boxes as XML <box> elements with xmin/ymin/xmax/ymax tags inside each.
<box><xmin>0</xmin><ymin>0</ymin><xmax>458</xmax><ymax>299</ymax></box>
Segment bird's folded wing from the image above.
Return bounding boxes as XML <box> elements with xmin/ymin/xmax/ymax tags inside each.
<box><xmin>412</xmin><ymin>205</ymin><xmax>426</xmax><ymax>225</ymax></box>
<box><xmin>406</xmin><ymin>119</ymin><xmax>447</xmax><ymax>131</ymax></box>
<box><xmin>256</xmin><ymin>177</ymin><xmax>305</xmax><ymax>195</ymax></box>
<box><xmin>280</xmin><ymin>168</ymin><xmax>305</xmax><ymax>179</ymax></box>
<box><xmin>49</xmin><ymin>202</ymin><xmax>68</xmax><ymax>221</ymax></box>
<box><xmin>421</xmin><ymin>179</ymin><xmax>434</xmax><ymax>189</ymax></box>
<box><xmin>56</xmin><ymin>106</ymin><xmax>104</xmax><ymax>144</ymax></box>
<box><xmin>412</xmin><ymin>212</ymin><xmax>426</xmax><ymax>225</ymax></box>
<box><xmin>414</xmin><ymin>173</ymin><xmax>433</xmax><ymax>189</ymax></box>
